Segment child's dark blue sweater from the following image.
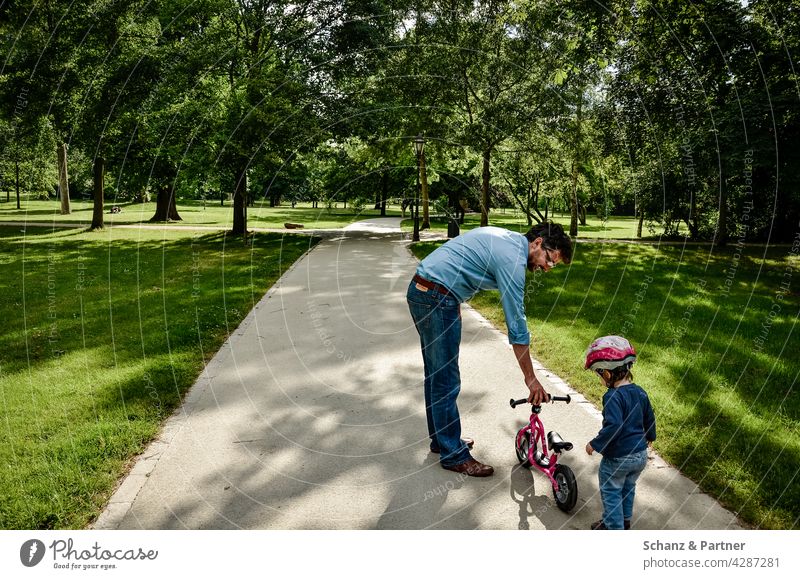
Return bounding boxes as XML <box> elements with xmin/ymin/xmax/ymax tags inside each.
<box><xmin>589</xmin><ymin>383</ymin><xmax>656</xmax><ymax>458</ymax></box>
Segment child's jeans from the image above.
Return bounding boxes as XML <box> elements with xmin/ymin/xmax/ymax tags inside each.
<box><xmin>599</xmin><ymin>449</ymin><xmax>648</xmax><ymax>529</ymax></box>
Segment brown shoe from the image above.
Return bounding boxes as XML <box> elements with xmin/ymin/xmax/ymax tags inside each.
<box><xmin>442</xmin><ymin>458</ymin><xmax>494</xmax><ymax>477</ymax></box>
<box><xmin>590</xmin><ymin>519</ymin><xmax>607</xmax><ymax>530</ymax></box>
<box><xmin>591</xmin><ymin>519</ymin><xmax>631</xmax><ymax>530</ymax></box>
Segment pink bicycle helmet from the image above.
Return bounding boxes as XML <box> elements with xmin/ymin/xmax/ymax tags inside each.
<box><xmin>584</xmin><ymin>335</ymin><xmax>636</xmax><ymax>371</ymax></box>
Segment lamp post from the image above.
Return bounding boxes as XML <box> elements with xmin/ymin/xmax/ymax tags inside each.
<box><xmin>413</xmin><ymin>135</ymin><xmax>424</xmax><ymax>242</ymax></box>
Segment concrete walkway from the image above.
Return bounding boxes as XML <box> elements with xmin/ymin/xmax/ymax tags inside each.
<box><xmin>94</xmin><ymin>217</ymin><xmax>743</xmax><ymax>530</ymax></box>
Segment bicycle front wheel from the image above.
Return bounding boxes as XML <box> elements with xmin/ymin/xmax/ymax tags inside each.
<box><xmin>552</xmin><ymin>464</ymin><xmax>578</xmax><ymax>512</ymax></box>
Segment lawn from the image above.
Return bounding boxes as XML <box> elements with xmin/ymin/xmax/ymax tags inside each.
<box><xmin>0</xmin><ymin>197</ymin><xmax>404</xmax><ymax>230</ymax></box>
<box><xmin>4</xmin><ymin>197</ymin><xmax>665</xmax><ymax>240</ymax></box>
<box><xmin>411</xmin><ymin>239</ymin><xmax>800</xmax><ymax>529</ymax></box>
<box><xmin>0</xmin><ymin>225</ymin><xmax>318</xmax><ymax>529</ymax></box>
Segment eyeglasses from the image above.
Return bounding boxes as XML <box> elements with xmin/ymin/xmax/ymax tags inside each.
<box><xmin>544</xmin><ymin>248</ymin><xmax>556</xmax><ymax>269</ymax></box>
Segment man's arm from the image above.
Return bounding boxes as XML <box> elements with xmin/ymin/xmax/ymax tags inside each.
<box><xmin>512</xmin><ymin>343</ymin><xmax>549</xmax><ymax>405</ymax></box>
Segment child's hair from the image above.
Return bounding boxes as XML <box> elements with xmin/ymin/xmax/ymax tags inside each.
<box><xmin>603</xmin><ymin>362</ymin><xmax>633</xmax><ymax>387</ymax></box>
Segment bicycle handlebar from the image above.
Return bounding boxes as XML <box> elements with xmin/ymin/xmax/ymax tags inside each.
<box><xmin>509</xmin><ymin>394</ymin><xmax>571</xmax><ymax>408</ymax></box>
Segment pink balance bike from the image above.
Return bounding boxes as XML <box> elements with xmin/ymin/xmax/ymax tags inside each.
<box><xmin>510</xmin><ymin>394</ymin><xmax>578</xmax><ymax>512</ymax></box>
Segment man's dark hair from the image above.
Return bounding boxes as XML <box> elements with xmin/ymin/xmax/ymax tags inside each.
<box><xmin>524</xmin><ymin>222</ymin><xmax>573</xmax><ymax>264</ymax></box>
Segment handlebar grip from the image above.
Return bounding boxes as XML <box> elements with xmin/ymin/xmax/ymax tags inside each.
<box><xmin>510</xmin><ymin>394</ymin><xmax>571</xmax><ymax>408</ymax></box>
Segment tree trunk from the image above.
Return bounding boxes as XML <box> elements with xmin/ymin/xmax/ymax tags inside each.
<box><xmin>570</xmin><ymin>160</ymin><xmax>579</xmax><ymax>236</ymax></box>
<box><xmin>57</xmin><ymin>142</ymin><xmax>71</xmax><ymax>215</ymax></box>
<box><xmin>637</xmin><ymin>207</ymin><xmax>644</xmax><ymax>237</ymax></box>
<box><xmin>569</xmin><ymin>91</ymin><xmax>583</xmax><ymax>237</ymax></box>
<box><xmin>15</xmin><ymin>160</ymin><xmax>20</xmax><ymax>209</ymax></box>
<box><xmin>714</xmin><ymin>186</ymin><xmax>728</xmax><ymax>246</ymax></box>
<box><xmin>149</xmin><ymin>185</ymin><xmax>182</xmax><ymax>221</ymax></box>
<box><xmin>231</xmin><ymin>163</ymin><xmax>247</xmax><ymax>235</ymax></box>
<box><xmin>578</xmin><ymin>202</ymin><xmax>587</xmax><ymax>226</ymax></box>
<box><xmin>480</xmin><ymin>147</ymin><xmax>491</xmax><ymax>227</ymax></box>
<box><xmin>91</xmin><ymin>156</ymin><xmax>104</xmax><ymax>230</ymax></box>
<box><xmin>380</xmin><ymin>169</ymin><xmax>388</xmax><ymax>216</ymax></box>
<box><xmin>421</xmin><ymin>150</ymin><xmax>430</xmax><ymax>229</ymax></box>
<box><xmin>526</xmin><ymin>200</ymin><xmax>533</xmax><ymax>226</ymax></box>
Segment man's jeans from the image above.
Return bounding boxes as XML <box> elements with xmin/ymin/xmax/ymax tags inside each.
<box><xmin>599</xmin><ymin>449</ymin><xmax>648</xmax><ymax>529</ymax></box>
<box><xmin>406</xmin><ymin>281</ymin><xmax>472</xmax><ymax>468</ymax></box>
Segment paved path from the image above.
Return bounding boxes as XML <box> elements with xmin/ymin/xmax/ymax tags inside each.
<box><xmin>94</xmin><ymin>218</ymin><xmax>743</xmax><ymax>530</ymax></box>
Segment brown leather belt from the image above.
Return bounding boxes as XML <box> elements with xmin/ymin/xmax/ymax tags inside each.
<box><xmin>413</xmin><ymin>274</ymin><xmax>452</xmax><ymax>296</ymax></box>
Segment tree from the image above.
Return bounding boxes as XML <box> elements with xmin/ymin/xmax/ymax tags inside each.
<box><xmin>496</xmin><ymin>128</ymin><xmax>566</xmax><ymax>226</ymax></box>
<box><xmin>0</xmin><ymin>1</ymin><xmax>108</xmax><ymax>215</ymax></box>
<box><xmin>422</xmin><ymin>1</ymin><xmax>565</xmax><ymax>226</ymax></box>
<box><xmin>603</xmin><ymin>0</ymin><xmax>800</xmax><ymax>242</ymax></box>
<box><xmin>209</xmin><ymin>0</ymin><xmax>352</xmax><ymax>235</ymax></box>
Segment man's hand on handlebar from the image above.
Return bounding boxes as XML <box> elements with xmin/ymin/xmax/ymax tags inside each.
<box><xmin>527</xmin><ymin>379</ymin><xmax>549</xmax><ymax>405</ymax></box>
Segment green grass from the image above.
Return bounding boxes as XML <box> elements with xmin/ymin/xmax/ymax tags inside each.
<box><xmin>405</xmin><ymin>210</ymin><xmax>657</xmax><ymax>239</ymax></box>
<box><xmin>0</xmin><ymin>198</ymin><xmax>404</xmax><ymax>229</ymax></box>
<box><xmin>411</xmin><ymin>240</ymin><xmax>800</xmax><ymax>529</ymax></box>
<box><xmin>0</xmin><ymin>225</ymin><xmax>318</xmax><ymax>529</ymax></box>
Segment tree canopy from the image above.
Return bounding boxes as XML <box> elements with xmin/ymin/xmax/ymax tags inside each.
<box><xmin>2</xmin><ymin>0</ymin><xmax>798</xmax><ymax>240</ymax></box>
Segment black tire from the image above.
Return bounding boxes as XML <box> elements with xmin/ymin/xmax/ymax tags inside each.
<box><xmin>552</xmin><ymin>464</ymin><xmax>578</xmax><ymax>512</ymax></box>
<box><xmin>515</xmin><ymin>428</ymin><xmax>533</xmax><ymax>468</ymax></box>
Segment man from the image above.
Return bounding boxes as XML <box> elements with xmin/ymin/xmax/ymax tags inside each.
<box><xmin>406</xmin><ymin>222</ymin><xmax>573</xmax><ymax>477</ymax></box>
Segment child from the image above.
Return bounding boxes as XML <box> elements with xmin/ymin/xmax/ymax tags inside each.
<box><xmin>584</xmin><ymin>335</ymin><xmax>656</xmax><ymax>530</ymax></box>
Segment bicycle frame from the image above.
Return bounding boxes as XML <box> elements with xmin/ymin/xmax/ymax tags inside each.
<box><xmin>516</xmin><ymin>409</ymin><xmax>561</xmax><ymax>492</ymax></box>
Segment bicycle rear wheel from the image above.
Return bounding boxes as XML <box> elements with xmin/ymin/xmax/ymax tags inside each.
<box><xmin>515</xmin><ymin>427</ymin><xmax>533</xmax><ymax>468</ymax></box>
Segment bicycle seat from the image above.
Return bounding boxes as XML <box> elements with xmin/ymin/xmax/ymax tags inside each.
<box><xmin>547</xmin><ymin>431</ymin><xmax>573</xmax><ymax>453</ymax></box>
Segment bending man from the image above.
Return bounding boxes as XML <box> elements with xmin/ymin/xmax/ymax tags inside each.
<box><xmin>407</xmin><ymin>222</ymin><xmax>573</xmax><ymax>477</ymax></box>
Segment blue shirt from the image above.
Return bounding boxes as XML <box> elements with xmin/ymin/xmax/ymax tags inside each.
<box><xmin>416</xmin><ymin>226</ymin><xmax>530</xmax><ymax>344</ymax></box>
<box><xmin>590</xmin><ymin>383</ymin><xmax>657</xmax><ymax>459</ymax></box>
